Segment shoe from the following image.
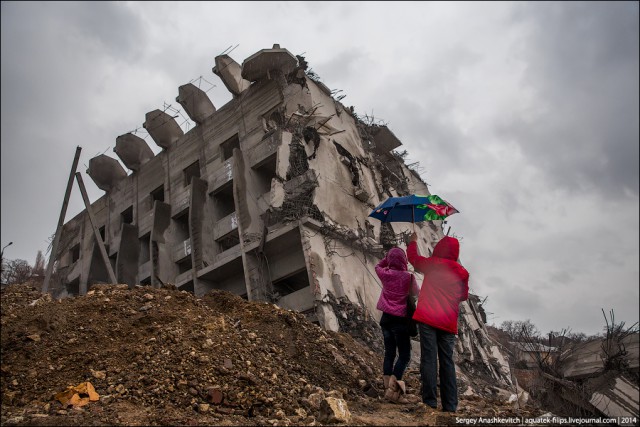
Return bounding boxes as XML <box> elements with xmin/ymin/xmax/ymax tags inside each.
<box><xmin>384</xmin><ymin>375</ymin><xmax>410</xmax><ymax>404</ymax></box>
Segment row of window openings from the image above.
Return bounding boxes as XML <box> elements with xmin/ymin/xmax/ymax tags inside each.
<box><xmin>70</xmin><ymin>219</ymin><xmax>240</xmax><ymax>268</ymax></box>
<box><xmin>71</xmin><ymin>135</ymin><xmax>268</xmax><ymax>264</ymax></box>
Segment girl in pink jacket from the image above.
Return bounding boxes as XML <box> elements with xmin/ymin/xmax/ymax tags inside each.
<box><xmin>375</xmin><ymin>247</ymin><xmax>419</xmax><ymax>403</ymax></box>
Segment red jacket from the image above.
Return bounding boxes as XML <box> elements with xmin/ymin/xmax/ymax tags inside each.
<box><xmin>407</xmin><ymin>237</ymin><xmax>469</xmax><ymax>334</ymax></box>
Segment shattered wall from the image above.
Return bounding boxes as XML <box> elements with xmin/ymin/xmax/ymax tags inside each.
<box><xmin>47</xmin><ymin>44</ymin><xmax>514</xmax><ymax>388</ymax></box>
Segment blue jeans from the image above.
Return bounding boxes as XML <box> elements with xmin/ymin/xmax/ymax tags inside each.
<box><xmin>381</xmin><ymin>321</ymin><xmax>412</xmax><ymax>380</ymax></box>
<box><xmin>418</xmin><ymin>323</ymin><xmax>458</xmax><ymax>412</ymax></box>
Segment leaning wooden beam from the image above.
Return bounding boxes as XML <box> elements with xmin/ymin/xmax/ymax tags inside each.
<box><xmin>42</xmin><ymin>146</ymin><xmax>82</xmax><ymax>293</ymax></box>
<box><xmin>75</xmin><ymin>172</ymin><xmax>117</xmax><ymax>285</ymax></box>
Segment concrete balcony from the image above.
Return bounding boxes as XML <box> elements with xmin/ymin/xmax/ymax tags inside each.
<box><xmin>214</xmin><ymin>212</ymin><xmax>238</xmax><ymax>241</ymax></box>
<box><xmin>108</xmin><ymin>233</ymin><xmax>121</xmax><ymax>257</ymax></box>
<box><xmin>172</xmin><ymin>186</ymin><xmax>191</xmax><ymax>218</ymax></box>
<box><xmin>276</xmin><ymin>287</ymin><xmax>315</xmax><ymax>312</ymax></box>
<box><xmin>137</xmin><ymin>210</ymin><xmax>154</xmax><ymax>237</ymax></box>
<box><xmin>250</xmin><ymin>130</ymin><xmax>280</xmax><ymax>168</ymax></box>
<box><xmin>209</xmin><ymin>159</ymin><xmax>233</xmax><ymax>194</ymax></box>
<box><xmin>66</xmin><ymin>260</ymin><xmax>82</xmax><ymax>283</ymax></box>
<box><xmin>197</xmin><ymin>243</ymin><xmax>242</xmax><ymax>282</ymax></box>
<box><xmin>172</xmin><ymin>238</ymin><xmax>192</xmax><ymax>263</ymax></box>
<box><xmin>175</xmin><ymin>271</ymin><xmax>193</xmax><ymax>288</ymax></box>
<box><xmin>138</xmin><ymin>260</ymin><xmax>152</xmax><ymax>281</ymax></box>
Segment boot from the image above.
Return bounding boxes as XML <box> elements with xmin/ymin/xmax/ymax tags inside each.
<box><xmin>384</xmin><ymin>375</ymin><xmax>410</xmax><ymax>404</ymax></box>
<box><xmin>383</xmin><ymin>375</ymin><xmax>390</xmax><ymax>389</ymax></box>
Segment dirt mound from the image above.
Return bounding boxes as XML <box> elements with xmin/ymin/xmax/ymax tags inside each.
<box><xmin>1</xmin><ymin>283</ymin><xmax>544</xmax><ymax>426</ymax></box>
<box><xmin>1</xmin><ymin>283</ymin><xmax>383</xmax><ymax>425</ymax></box>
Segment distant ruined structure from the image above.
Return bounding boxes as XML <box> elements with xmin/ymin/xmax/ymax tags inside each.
<box><xmin>48</xmin><ymin>45</ymin><xmax>514</xmax><ymax>388</ymax></box>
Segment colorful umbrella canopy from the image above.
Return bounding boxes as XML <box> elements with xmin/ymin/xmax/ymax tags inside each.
<box><xmin>368</xmin><ymin>194</ymin><xmax>459</xmax><ymax>223</ymax></box>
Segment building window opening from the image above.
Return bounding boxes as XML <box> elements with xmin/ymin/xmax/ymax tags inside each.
<box><xmin>272</xmin><ymin>268</ymin><xmax>309</xmax><ymax>298</ymax></box>
<box><xmin>150</xmin><ymin>185</ymin><xmax>165</xmax><ymax>210</ymax></box>
<box><xmin>139</xmin><ymin>233</ymin><xmax>150</xmax><ymax>264</ymax></box>
<box><xmin>177</xmin><ymin>258</ymin><xmax>192</xmax><ymax>274</ymax></box>
<box><xmin>221</xmin><ymin>134</ymin><xmax>240</xmax><ymax>161</ymax></box>
<box><xmin>66</xmin><ymin>278</ymin><xmax>80</xmax><ymax>295</ymax></box>
<box><xmin>99</xmin><ymin>226</ymin><xmax>106</xmax><ymax>241</ymax></box>
<box><xmin>70</xmin><ymin>244</ymin><xmax>80</xmax><ymax>263</ymax></box>
<box><xmin>252</xmin><ymin>153</ymin><xmax>277</xmax><ymax>195</ymax></box>
<box><xmin>140</xmin><ymin>276</ymin><xmax>151</xmax><ymax>286</ymax></box>
<box><xmin>173</xmin><ymin>211</ymin><xmax>190</xmax><ymax>243</ymax></box>
<box><xmin>183</xmin><ymin>161</ymin><xmax>200</xmax><ymax>187</ymax></box>
<box><xmin>217</xmin><ymin>229</ymin><xmax>240</xmax><ymax>252</ymax></box>
<box><xmin>121</xmin><ymin>206</ymin><xmax>133</xmax><ymax>225</ymax></box>
<box><xmin>211</xmin><ymin>182</ymin><xmax>235</xmax><ymax>220</ymax></box>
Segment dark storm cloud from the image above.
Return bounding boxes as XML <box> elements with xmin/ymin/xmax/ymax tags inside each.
<box><xmin>502</xmin><ymin>1</ymin><xmax>639</xmax><ymax>198</ymax></box>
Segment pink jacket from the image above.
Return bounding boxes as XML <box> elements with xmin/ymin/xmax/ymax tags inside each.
<box><xmin>376</xmin><ymin>247</ymin><xmax>420</xmax><ymax>317</ymax></box>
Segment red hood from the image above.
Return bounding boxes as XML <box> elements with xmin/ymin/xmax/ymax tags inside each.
<box><xmin>433</xmin><ymin>236</ymin><xmax>459</xmax><ymax>261</ymax></box>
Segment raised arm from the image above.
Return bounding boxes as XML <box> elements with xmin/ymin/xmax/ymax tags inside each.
<box><xmin>406</xmin><ymin>232</ymin><xmax>428</xmax><ymax>274</ymax></box>
<box><xmin>375</xmin><ymin>253</ymin><xmax>389</xmax><ymax>279</ymax></box>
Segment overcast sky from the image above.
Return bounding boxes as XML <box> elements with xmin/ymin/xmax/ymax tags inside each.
<box><xmin>1</xmin><ymin>1</ymin><xmax>638</xmax><ymax>336</ymax></box>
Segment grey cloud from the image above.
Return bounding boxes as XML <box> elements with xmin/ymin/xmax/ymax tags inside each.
<box><xmin>549</xmin><ymin>270</ymin><xmax>572</xmax><ymax>286</ymax></box>
<box><xmin>501</xmin><ymin>2</ymin><xmax>639</xmax><ymax>198</ymax></box>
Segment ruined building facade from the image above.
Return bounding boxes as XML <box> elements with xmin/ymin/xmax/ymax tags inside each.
<box><xmin>48</xmin><ymin>45</ymin><xmax>513</xmax><ymax>387</ymax></box>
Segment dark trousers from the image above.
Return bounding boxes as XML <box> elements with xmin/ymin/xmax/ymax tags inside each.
<box><xmin>381</xmin><ymin>320</ymin><xmax>412</xmax><ymax>380</ymax></box>
<box><xmin>418</xmin><ymin>323</ymin><xmax>458</xmax><ymax>412</ymax></box>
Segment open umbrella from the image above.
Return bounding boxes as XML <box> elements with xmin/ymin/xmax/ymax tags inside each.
<box><xmin>368</xmin><ymin>194</ymin><xmax>458</xmax><ymax>224</ymax></box>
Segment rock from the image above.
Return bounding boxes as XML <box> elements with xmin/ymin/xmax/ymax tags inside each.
<box><xmin>197</xmin><ymin>403</ymin><xmax>210</xmax><ymax>413</ymax></box>
<box><xmin>326</xmin><ymin>390</ymin><xmax>343</xmax><ymax>399</ymax></box>
<box><xmin>206</xmin><ymin>387</ymin><xmax>224</xmax><ymax>404</ymax></box>
<box><xmin>91</xmin><ymin>370</ymin><xmax>107</xmax><ymax>380</ymax></box>
<box><xmin>318</xmin><ymin>397</ymin><xmax>351</xmax><ymax>424</ymax></box>
<box><xmin>139</xmin><ymin>304</ymin><xmax>152</xmax><ymax>312</ymax></box>
<box><xmin>304</xmin><ymin>392</ymin><xmax>325</xmax><ymax>410</ymax></box>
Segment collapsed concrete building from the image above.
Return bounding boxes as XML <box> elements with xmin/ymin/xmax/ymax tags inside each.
<box><xmin>47</xmin><ymin>44</ymin><xmax>513</xmax><ymax>389</ymax></box>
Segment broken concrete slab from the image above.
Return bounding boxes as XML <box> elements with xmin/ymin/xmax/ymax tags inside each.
<box><xmin>143</xmin><ymin>109</ymin><xmax>184</xmax><ymax>149</ymax></box>
<box><xmin>213</xmin><ymin>54</ymin><xmax>250</xmax><ymax>96</ymax></box>
<box><xmin>366</xmin><ymin>125</ymin><xmax>403</xmax><ymax>154</ymax></box>
<box><xmin>114</xmin><ymin>133</ymin><xmax>154</xmax><ymax>172</ymax></box>
<box><xmin>86</xmin><ymin>154</ymin><xmax>127</xmax><ymax>192</ymax></box>
<box><xmin>241</xmin><ymin>44</ymin><xmax>298</xmax><ymax>82</ymax></box>
<box><xmin>176</xmin><ymin>83</ymin><xmax>216</xmax><ymax>124</ymax></box>
<box><xmin>589</xmin><ymin>374</ymin><xmax>639</xmax><ymax>418</ymax></box>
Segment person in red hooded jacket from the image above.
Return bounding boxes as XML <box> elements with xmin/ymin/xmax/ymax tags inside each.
<box><xmin>407</xmin><ymin>232</ymin><xmax>469</xmax><ymax>412</ymax></box>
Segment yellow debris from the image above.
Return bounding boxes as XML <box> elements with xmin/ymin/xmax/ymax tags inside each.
<box><xmin>54</xmin><ymin>381</ymin><xmax>99</xmax><ymax>407</ymax></box>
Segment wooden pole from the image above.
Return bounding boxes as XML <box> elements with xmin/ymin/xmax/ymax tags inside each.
<box><xmin>75</xmin><ymin>172</ymin><xmax>117</xmax><ymax>285</ymax></box>
<box><xmin>42</xmin><ymin>146</ymin><xmax>82</xmax><ymax>293</ymax></box>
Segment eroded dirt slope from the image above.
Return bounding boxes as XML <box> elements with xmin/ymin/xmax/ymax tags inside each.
<box><xmin>1</xmin><ymin>283</ymin><xmax>538</xmax><ymax>426</ymax></box>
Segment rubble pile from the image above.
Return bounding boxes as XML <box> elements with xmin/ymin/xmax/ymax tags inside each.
<box><xmin>1</xmin><ymin>283</ymin><xmax>380</xmax><ymax>425</ymax></box>
<box><xmin>2</xmin><ymin>283</ymin><xmax>542</xmax><ymax>426</ymax></box>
